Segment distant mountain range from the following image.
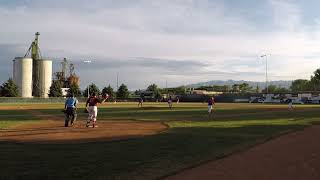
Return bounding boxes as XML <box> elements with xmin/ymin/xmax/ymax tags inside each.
<box><xmin>186</xmin><ymin>80</ymin><xmax>292</xmax><ymax>89</ymax></box>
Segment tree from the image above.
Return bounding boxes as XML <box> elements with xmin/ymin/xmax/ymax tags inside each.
<box><xmin>255</xmin><ymin>85</ymin><xmax>260</xmax><ymax>93</ymax></box>
<box><xmin>68</xmin><ymin>83</ymin><xmax>82</xmax><ymax>97</ymax></box>
<box><xmin>239</xmin><ymin>83</ymin><xmax>252</xmax><ymax>93</ymax></box>
<box><xmin>222</xmin><ymin>85</ymin><xmax>230</xmax><ymax>92</ymax></box>
<box><xmin>147</xmin><ymin>83</ymin><xmax>162</xmax><ymax>100</ymax></box>
<box><xmin>232</xmin><ymin>84</ymin><xmax>240</xmax><ymax>92</ymax></box>
<box><xmin>212</xmin><ymin>85</ymin><xmax>222</xmax><ymax>92</ymax></box>
<box><xmin>275</xmin><ymin>87</ymin><xmax>289</xmax><ymax>93</ymax></box>
<box><xmin>102</xmin><ymin>85</ymin><xmax>115</xmax><ymax>98</ymax></box>
<box><xmin>263</xmin><ymin>85</ymin><xmax>277</xmax><ymax>93</ymax></box>
<box><xmin>290</xmin><ymin>79</ymin><xmax>310</xmax><ymax>92</ymax></box>
<box><xmin>134</xmin><ymin>89</ymin><xmax>142</xmax><ymax>96</ymax></box>
<box><xmin>311</xmin><ymin>68</ymin><xmax>320</xmax><ymax>81</ymax></box>
<box><xmin>154</xmin><ymin>91</ymin><xmax>162</xmax><ymax>100</ymax></box>
<box><xmin>116</xmin><ymin>84</ymin><xmax>129</xmax><ymax>99</ymax></box>
<box><xmin>262</xmin><ymin>85</ymin><xmax>289</xmax><ymax>93</ymax></box>
<box><xmin>288</xmin><ymin>68</ymin><xmax>320</xmax><ymax>92</ymax></box>
<box><xmin>49</xmin><ymin>81</ymin><xmax>63</xmax><ymax>97</ymax></box>
<box><xmin>0</xmin><ymin>78</ymin><xmax>19</xmax><ymax>97</ymax></box>
<box><xmin>147</xmin><ymin>84</ymin><xmax>158</xmax><ymax>92</ymax></box>
<box><xmin>310</xmin><ymin>68</ymin><xmax>320</xmax><ymax>91</ymax></box>
<box><xmin>83</xmin><ymin>83</ymin><xmax>100</xmax><ymax>97</ymax></box>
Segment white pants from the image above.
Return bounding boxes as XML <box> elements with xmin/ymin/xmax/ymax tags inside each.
<box><xmin>208</xmin><ymin>105</ymin><xmax>213</xmax><ymax>113</ymax></box>
<box><xmin>87</xmin><ymin>106</ymin><xmax>98</xmax><ymax>122</ymax></box>
<box><xmin>288</xmin><ymin>103</ymin><xmax>293</xmax><ymax>109</ymax></box>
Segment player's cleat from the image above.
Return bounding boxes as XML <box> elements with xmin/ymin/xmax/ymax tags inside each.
<box><xmin>92</xmin><ymin>122</ymin><xmax>98</xmax><ymax>128</ymax></box>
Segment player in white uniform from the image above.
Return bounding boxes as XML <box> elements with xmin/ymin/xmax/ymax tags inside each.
<box><xmin>85</xmin><ymin>93</ymin><xmax>108</xmax><ymax>128</ymax></box>
<box><xmin>208</xmin><ymin>97</ymin><xmax>215</xmax><ymax>118</ymax></box>
<box><xmin>288</xmin><ymin>99</ymin><xmax>294</xmax><ymax>111</ymax></box>
<box><xmin>168</xmin><ymin>96</ymin><xmax>173</xmax><ymax>109</ymax></box>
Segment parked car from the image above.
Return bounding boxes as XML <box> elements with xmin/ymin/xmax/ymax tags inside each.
<box><xmin>292</xmin><ymin>99</ymin><xmax>304</xmax><ymax>104</ymax></box>
<box><xmin>249</xmin><ymin>97</ymin><xmax>264</xmax><ymax>103</ymax></box>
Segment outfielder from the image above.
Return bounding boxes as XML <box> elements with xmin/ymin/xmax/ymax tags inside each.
<box><xmin>138</xmin><ymin>97</ymin><xmax>143</xmax><ymax>107</ymax></box>
<box><xmin>86</xmin><ymin>92</ymin><xmax>108</xmax><ymax>128</ymax></box>
<box><xmin>288</xmin><ymin>99</ymin><xmax>294</xmax><ymax>111</ymax></box>
<box><xmin>168</xmin><ymin>96</ymin><xmax>173</xmax><ymax>109</ymax></box>
<box><xmin>208</xmin><ymin>96</ymin><xmax>215</xmax><ymax>118</ymax></box>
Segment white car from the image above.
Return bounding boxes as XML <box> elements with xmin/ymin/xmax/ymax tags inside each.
<box><xmin>291</xmin><ymin>99</ymin><xmax>304</xmax><ymax>104</ymax></box>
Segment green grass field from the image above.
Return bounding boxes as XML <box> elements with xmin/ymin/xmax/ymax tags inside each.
<box><xmin>0</xmin><ymin>102</ymin><xmax>320</xmax><ymax>180</ymax></box>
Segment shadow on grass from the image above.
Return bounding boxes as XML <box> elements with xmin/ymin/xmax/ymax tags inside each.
<box><xmin>0</xmin><ymin>123</ymin><xmax>307</xmax><ymax>180</ymax></box>
<box><xmin>33</xmin><ymin>106</ymin><xmax>320</xmax><ymax>123</ymax></box>
<box><xmin>0</xmin><ymin>110</ymin><xmax>41</xmax><ymax>121</ymax></box>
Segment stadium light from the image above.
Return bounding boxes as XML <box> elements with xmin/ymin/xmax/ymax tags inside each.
<box><xmin>260</xmin><ymin>54</ymin><xmax>270</xmax><ymax>94</ymax></box>
<box><xmin>83</xmin><ymin>60</ymin><xmax>93</xmax><ymax>98</ymax></box>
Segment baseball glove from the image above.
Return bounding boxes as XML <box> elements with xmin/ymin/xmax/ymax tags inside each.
<box><xmin>102</xmin><ymin>93</ymin><xmax>109</xmax><ymax>99</ymax></box>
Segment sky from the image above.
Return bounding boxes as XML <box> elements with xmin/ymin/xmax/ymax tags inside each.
<box><xmin>1</xmin><ymin>0</ymin><xmax>320</xmax><ymax>90</ymax></box>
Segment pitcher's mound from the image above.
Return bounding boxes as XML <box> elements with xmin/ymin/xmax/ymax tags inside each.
<box><xmin>0</xmin><ymin>120</ymin><xmax>168</xmax><ymax>144</ymax></box>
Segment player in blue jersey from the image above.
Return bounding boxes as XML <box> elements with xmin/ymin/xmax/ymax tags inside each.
<box><xmin>64</xmin><ymin>93</ymin><xmax>78</xmax><ymax>127</ymax></box>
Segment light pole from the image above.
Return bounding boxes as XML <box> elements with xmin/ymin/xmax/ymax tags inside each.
<box><xmin>260</xmin><ymin>54</ymin><xmax>270</xmax><ymax>94</ymax></box>
<box><xmin>116</xmin><ymin>72</ymin><xmax>119</xmax><ymax>90</ymax></box>
<box><xmin>83</xmin><ymin>60</ymin><xmax>92</xmax><ymax>98</ymax></box>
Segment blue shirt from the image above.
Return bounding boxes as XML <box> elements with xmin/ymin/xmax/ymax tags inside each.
<box><xmin>65</xmin><ymin>97</ymin><xmax>78</xmax><ymax>108</ymax></box>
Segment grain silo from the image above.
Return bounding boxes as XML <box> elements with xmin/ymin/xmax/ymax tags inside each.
<box><xmin>20</xmin><ymin>32</ymin><xmax>53</xmax><ymax>98</ymax></box>
<box><xmin>12</xmin><ymin>57</ymin><xmax>33</xmax><ymax>97</ymax></box>
<box><xmin>33</xmin><ymin>59</ymin><xmax>52</xmax><ymax>98</ymax></box>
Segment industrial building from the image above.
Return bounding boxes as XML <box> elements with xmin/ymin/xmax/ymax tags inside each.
<box><xmin>13</xmin><ymin>32</ymin><xmax>52</xmax><ymax>98</ymax></box>
<box><xmin>12</xmin><ymin>57</ymin><xmax>33</xmax><ymax>97</ymax></box>
<box><xmin>53</xmin><ymin>57</ymin><xmax>80</xmax><ymax>96</ymax></box>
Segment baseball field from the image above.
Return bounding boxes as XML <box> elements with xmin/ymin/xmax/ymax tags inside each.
<box><xmin>0</xmin><ymin>102</ymin><xmax>320</xmax><ymax>179</ymax></box>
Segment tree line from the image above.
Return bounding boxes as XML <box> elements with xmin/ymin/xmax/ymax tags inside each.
<box><xmin>195</xmin><ymin>83</ymin><xmax>289</xmax><ymax>94</ymax></box>
<box><xmin>49</xmin><ymin>81</ymin><xmax>130</xmax><ymax>99</ymax></box>
<box><xmin>290</xmin><ymin>69</ymin><xmax>320</xmax><ymax>92</ymax></box>
<box><xmin>2</xmin><ymin>67</ymin><xmax>320</xmax><ymax>97</ymax></box>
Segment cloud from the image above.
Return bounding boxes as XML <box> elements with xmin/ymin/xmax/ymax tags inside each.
<box><xmin>0</xmin><ymin>43</ymin><xmax>27</xmax><ymax>83</ymax></box>
<box><xmin>1</xmin><ymin>0</ymin><xmax>320</xmax><ymax>89</ymax></box>
<box><xmin>269</xmin><ymin>0</ymin><xmax>301</xmax><ymax>31</ymax></box>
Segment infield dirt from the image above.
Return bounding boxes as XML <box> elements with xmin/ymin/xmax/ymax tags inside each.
<box><xmin>0</xmin><ymin>108</ymin><xmax>168</xmax><ymax>144</ymax></box>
